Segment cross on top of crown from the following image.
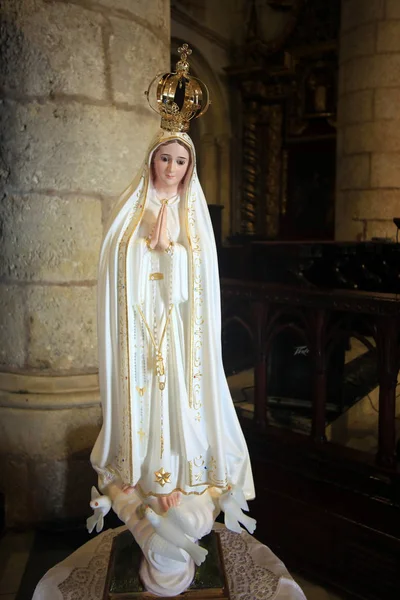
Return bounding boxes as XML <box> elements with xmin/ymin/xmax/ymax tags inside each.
<box><xmin>178</xmin><ymin>43</ymin><xmax>192</xmax><ymax>61</ymax></box>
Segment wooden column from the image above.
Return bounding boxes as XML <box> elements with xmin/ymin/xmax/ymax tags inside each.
<box><xmin>311</xmin><ymin>308</ymin><xmax>328</xmax><ymax>442</ymax></box>
<box><xmin>376</xmin><ymin>316</ymin><xmax>399</xmax><ymax>468</ymax></box>
<box><xmin>253</xmin><ymin>301</ymin><xmax>268</xmax><ymax>430</ymax></box>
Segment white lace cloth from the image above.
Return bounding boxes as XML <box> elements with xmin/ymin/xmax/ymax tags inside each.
<box><xmin>32</xmin><ymin>526</ymin><xmax>307</xmax><ymax>600</ymax></box>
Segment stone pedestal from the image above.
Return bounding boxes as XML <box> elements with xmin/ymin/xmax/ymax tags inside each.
<box><xmin>0</xmin><ymin>0</ymin><xmax>169</xmax><ymax>525</ymax></box>
<box><xmin>336</xmin><ymin>0</ymin><xmax>400</xmax><ymax>241</ymax></box>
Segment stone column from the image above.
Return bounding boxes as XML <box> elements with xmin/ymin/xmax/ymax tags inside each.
<box><xmin>336</xmin><ymin>0</ymin><xmax>400</xmax><ymax>241</ymax></box>
<box><xmin>0</xmin><ymin>0</ymin><xmax>169</xmax><ymax>525</ymax></box>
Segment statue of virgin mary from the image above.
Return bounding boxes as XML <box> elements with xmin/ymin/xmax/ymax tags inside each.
<box><xmin>89</xmin><ymin>43</ymin><xmax>255</xmax><ymax>596</ymax></box>
<box><xmin>91</xmin><ymin>126</ymin><xmax>255</xmax><ymax>505</ymax></box>
<box><xmin>88</xmin><ymin>54</ymin><xmax>255</xmax><ymax>593</ymax></box>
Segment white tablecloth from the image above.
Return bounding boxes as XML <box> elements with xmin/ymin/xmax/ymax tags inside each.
<box><xmin>32</xmin><ymin>525</ymin><xmax>307</xmax><ymax>600</ymax></box>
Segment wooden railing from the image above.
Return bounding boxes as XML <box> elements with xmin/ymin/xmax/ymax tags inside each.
<box><xmin>222</xmin><ymin>279</ymin><xmax>400</xmax><ymax>469</ymax></box>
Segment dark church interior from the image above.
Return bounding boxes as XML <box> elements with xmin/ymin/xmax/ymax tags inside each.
<box><xmin>1</xmin><ymin>1</ymin><xmax>400</xmax><ymax>599</ymax></box>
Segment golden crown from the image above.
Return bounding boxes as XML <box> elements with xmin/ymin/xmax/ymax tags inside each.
<box><xmin>145</xmin><ymin>44</ymin><xmax>210</xmax><ymax>132</ymax></box>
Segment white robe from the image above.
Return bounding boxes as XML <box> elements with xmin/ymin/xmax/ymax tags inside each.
<box><xmin>129</xmin><ymin>191</ymin><xmax>208</xmax><ymax>495</ymax></box>
<box><xmin>91</xmin><ymin>130</ymin><xmax>255</xmax><ymax>500</ymax></box>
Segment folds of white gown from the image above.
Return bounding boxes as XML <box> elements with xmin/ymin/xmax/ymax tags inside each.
<box><xmin>128</xmin><ymin>237</ymin><xmax>208</xmax><ymax>495</ymax></box>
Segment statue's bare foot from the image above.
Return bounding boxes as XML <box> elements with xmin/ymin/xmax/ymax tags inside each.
<box><xmin>158</xmin><ymin>491</ymin><xmax>181</xmax><ymax>513</ymax></box>
<box><xmin>122</xmin><ymin>484</ymin><xmax>136</xmax><ymax>495</ymax></box>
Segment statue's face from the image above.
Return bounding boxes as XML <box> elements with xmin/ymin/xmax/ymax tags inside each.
<box><xmin>153</xmin><ymin>141</ymin><xmax>190</xmax><ymax>190</ymax></box>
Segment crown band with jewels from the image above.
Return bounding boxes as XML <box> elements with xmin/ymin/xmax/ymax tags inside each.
<box><xmin>145</xmin><ymin>44</ymin><xmax>210</xmax><ymax>132</ymax></box>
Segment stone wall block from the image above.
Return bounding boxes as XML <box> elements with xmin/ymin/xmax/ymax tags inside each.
<box><xmin>377</xmin><ymin>21</ymin><xmax>400</xmax><ymax>53</ymax></box>
<box><xmin>338</xmin><ymin>190</ymin><xmax>400</xmax><ymax>220</ymax></box>
<box><xmin>341</xmin><ymin>0</ymin><xmax>385</xmax><ymax>32</ymax></box>
<box><xmin>0</xmin><ymin>100</ymin><xmax>158</xmax><ymax>195</ymax></box>
<box><xmin>343</xmin><ymin>123</ymin><xmax>373</xmax><ymax>154</ymax></box>
<box><xmin>335</xmin><ymin>217</ymin><xmax>365</xmax><ymax>242</ymax></box>
<box><xmin>0</xmin><ymin>410</ymin><xmax>49</xmax><ymax>460</ymax></box>
<box><xmin>0</xmin><ymin>194</ymin><xmax>102</xmax><ymax>282</ymax></box>
<box><xmin>371</xmin><ymin>153</ymin><xmax>400</xmax><ymax>187</ymax></box>
<box><xmin>0</xmin><ymin>404</ymin><xmax>101</xmax><ymax>460</ymax></box>
<box><xmin>371</xmin><ymin>54</ymin><xmax>400</xmax><ymax>87</ymax></box>
<box><xmin>374</xmin><ymin>88</ymin><xmax>400</xmax><ymax>120</ymax></box>
<box><xmin>0</xmin><ymin>456</ymin><xmax>29</xmax><ymax>526</ymax></box>
<box><xmin>335</xmin><ymin>191</ymin><xmax>345</xmax><ymax>221</ymax></box>
<box><xmin>386</xmin><ymin>0</ymin><xmax>400</xmax><ymax>19</ymax></box>
<box><xmin>26</xmin><ymin>285</ymin><xmax>98</xmax><ymax>371</ymax></box>
<box><xmin>365</xmin><ymin>219</ymin><xmax>397</xmax><ymax>240</ymax></box>
<box><xmin>344</xmin><ymin>121</ymin><xmax>400</xmax><ymax>154</ymax></box>
<box><xmin>109</xmin><ymin>17</ymin><xmax>168</xmax><ymax>106</ymax></box>
<box><xmin>336</xmin><ymin>0</ymin><xmax>400</xmax><ymax>242</ymax></box>
<box><xmin>337</xmin><ymin>154</ymin><xmax>370</xmax><ymax>190</ymax></box>
<box><xmin>0</xmin><ymin>403</ymin><xmax>101</xmax><ymax>524</ymax></box>
<box><xmin>31</xmin><ymin>457</ymin><xmax>97</xmax><ymax>522</ymax></box>
<box><xmin>340</xmin><ymin>23</ymin><xmax>376</xmax><ymax>64</ymax></box>
<box><xmin>98</xmin><ymin>0</ymin><xmax>169</xmax><ymax>31</ymax></box>
<box><xmin>344</xmin><ymin>54</ymin><xmax>400</xmax><ymax>92</ymax></box>
<box><xmin>30</xmin><ymin>453</ymin><xmax>97</xmax><ymax>522</ymax></box>
<box><xmin>343</xmin><ymin>56</ymin><xmax>376</xmax><ymax>92</ymax></box>
<box><xmin>338</xmin><ymin>64</ymin><xmax>346</xmax><ymax>96</ymax></box>
<box><xmin>338</xmin><ymin>90</ymin><xmax>373</xmax><ymax>125</ymax></box>
<box><xmin>0</xmin><ymin>0</ymin><xmax>105</xmax><ymax>99</ymax></box>
<box><xmin>0</xmin><ymin>286</ymin><xmax>26</xmax><ymax>368</ymax></box>
<box><xmin>64</xmin><ymin>407</ymin><xmax>102</xmax><ymax>457</ymax></box>
<box><xmin>31</xmin><ymin>459</ymin><xmax>68</xmax><ymax>521</ymax></box>
<box><xmin>101</xmin><ymin>195</ymin><xmax>119</xmax><ymax>232</ymax></box>
<box><xmin>336</xmin><ymin>129</ymin><xmax>344</xmax><ymax>158</ymax></box>
<box><xmin>335</xmin><ymin>191</ymin><xmax>355</xmax><ymax>225</ymax></box>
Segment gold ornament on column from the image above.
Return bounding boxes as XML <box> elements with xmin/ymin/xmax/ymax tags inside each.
<box><xmin>145</xmin><ymin>43</ymin><xmax>210</xmax><ymax>132</ymax></box>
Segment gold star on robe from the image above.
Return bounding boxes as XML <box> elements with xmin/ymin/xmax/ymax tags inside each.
<box><xmin>154</xmin><ymin>467</ymin><xmax>171</xmax><ymax>487</ymax></box>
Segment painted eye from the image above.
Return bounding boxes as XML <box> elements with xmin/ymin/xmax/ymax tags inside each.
<box><xmin>94</xmin><ymin>501</ymin><xmax>99</xmax><ymax>506</ymax></box>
